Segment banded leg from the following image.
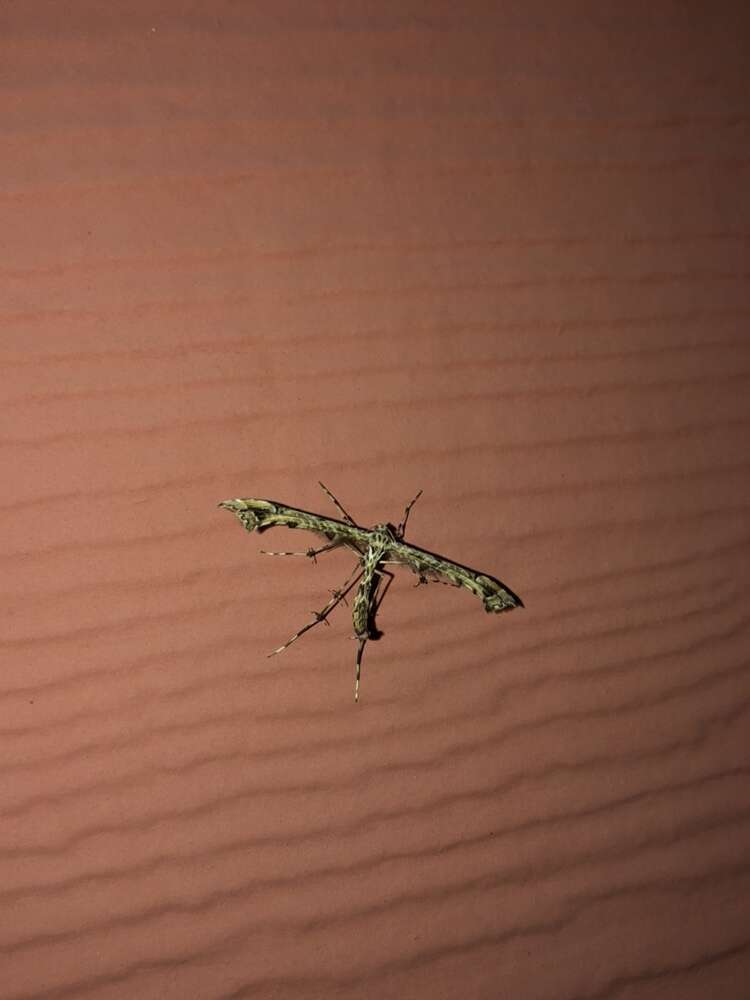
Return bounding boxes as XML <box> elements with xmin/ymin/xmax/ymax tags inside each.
<box><xmin>354</xmin><ymin>639</ymin><xmax>367</xmax><ymax>703</ymax></box>
<box><xmin>412</xmin><ymin>570</ymin><xmax>464</xmax><ymax>590</ymax></box>
<box><xmin>370</xmin><ymin>567</ymin><xmax>395</xmax><ymax>618</ymax></box>
<box><xmin>378</xmin><ymin>557</ymin><xmax>464</xmax><ymax>591</ymax></box>
<box><xmin>259</xmin><ymin>540</ymin><xmax>341</xmax><ymax>562</ymax></box>
<box><xmin>268</xmin><ymin>563</ymin><xmax>363</xmax><ymax>658</ymax></box>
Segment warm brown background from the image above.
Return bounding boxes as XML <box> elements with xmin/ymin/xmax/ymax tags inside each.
<box><xmin>2</xmin><ymin>3</ymin><xmax>749</xmax><ymax>999</ymax></box>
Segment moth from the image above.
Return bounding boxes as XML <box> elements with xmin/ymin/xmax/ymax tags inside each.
<box><xmin>218</xmin><ymin>483</ymin><xmax>522</xmax><ymax>701</ymax></box>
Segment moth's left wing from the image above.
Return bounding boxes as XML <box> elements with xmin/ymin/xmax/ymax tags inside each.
<box><xmin>385</xmin><ymin>538</ymin><xmax>522</xmax><ymax>614</ymax></box>
<box><xmin>218</xmin><ymin>498</ymin><xmax>372</xmax><ymax>553</ymax></box>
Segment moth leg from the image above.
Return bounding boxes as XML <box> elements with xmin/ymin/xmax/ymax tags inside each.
<box><xmin>318</xmin><ymin>481</ymin><xmax>358</xmax><ymax>526</ymax></box>
<box><xmin>268</xmin><ymin>563</ymin><xmax>363</xmax><ymax>658</ymax></box>
<box><xmin>377</xmin><ymin>557</ymin><xmax>424</xmax><ymax>583</ymax></box>
<box><xmin>371</xmin><ymin>568</ymin><xmax>395</xmax><ymax>617</ymax></box>
<box><xmin>412</xmin><ymin>569</ymin><xmax>463</xmax><ymax>590</ymax></box>
<box><xmin>259</xmin><ymin>540</ymin><xmax>342</xmax><ymax>563</ymax></box>
<box><xmin>354</xmin><ymin>639</ymin><xmax>367</xmax><ymax>704</ymax></box>
<box><xmin>397</xmin><ymin>489</ymin><xmax>423</xmax><ymax>539</ymax></box>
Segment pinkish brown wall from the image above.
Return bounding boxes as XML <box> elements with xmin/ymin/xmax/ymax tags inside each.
<box><xmin>2</xmin><ymin>3</ymin><xmax>749</xmax><ymax>999</ymax></box>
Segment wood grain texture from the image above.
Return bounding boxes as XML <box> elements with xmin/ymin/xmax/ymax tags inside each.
<box><xmin>2</xmin><ymin>3</ymin><xmax>749</xmax><ymax>998</ymax></box>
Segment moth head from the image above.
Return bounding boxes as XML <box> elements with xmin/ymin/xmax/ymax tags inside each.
<box><xmin>375</xmin><ymin>523</ymin><xmax>399</xmax><ymax>543</ymax></box>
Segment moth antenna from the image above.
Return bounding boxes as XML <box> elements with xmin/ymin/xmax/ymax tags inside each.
<box><xmin>318</xmin><ymin>481</ymin><xmax>357</xmax><ymax>525</ymax></box>
<box><xmin>397</xmin><ymin>489</ymin><xmax>423</xmax><ymax>538</ymax></box>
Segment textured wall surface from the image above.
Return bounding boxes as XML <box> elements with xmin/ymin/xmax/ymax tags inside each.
<box><xmin>2</xmin><ymin>3</ymin><xmax>750</xmax><ymax>999</ymax></box>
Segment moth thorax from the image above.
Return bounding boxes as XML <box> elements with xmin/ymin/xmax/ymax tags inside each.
<box><xmin>372</xmin><ymin>523</ymin><xmax>397</xmax><ymax>544</ymax></box>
